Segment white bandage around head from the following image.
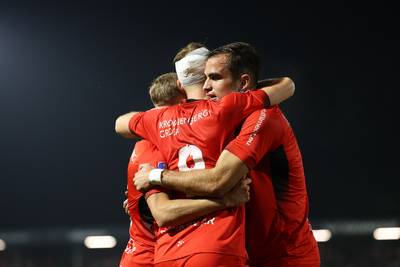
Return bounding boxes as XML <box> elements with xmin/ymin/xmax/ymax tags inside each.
<box><xmin>175</xmin><ymin>47</ymin><xmax>209</xmax><ymax>87</ymax></box>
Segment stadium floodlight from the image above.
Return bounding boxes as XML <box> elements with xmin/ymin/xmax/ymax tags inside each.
<box><xmin>0</xmin><ymin>239</ymin><xmax>6</xmax><ymax>251</ymax></box>
<box><xmin>83</xmin><ymin>235</ymin><xmax>117</xmax><ymax>249</ymax></box>
<box><xmin>312</xmin><ymin>229</ymin><xmax>332</xmax><ymax>242</ymax></box>
<box><xmin>373</xmin><ymin>227</ymin><xmax>400</xmax><ymax>240</ymax></box>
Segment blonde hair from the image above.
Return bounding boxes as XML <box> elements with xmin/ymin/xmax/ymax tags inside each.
<box><xmin>173</xmin><ymin>42</ymin><xmax>206</xmax><ymax>63</ymax></box>
<box><xmin>149</xmin><ymin>72</ymin><xmax>184</xmax><ymax>106</ymax></box>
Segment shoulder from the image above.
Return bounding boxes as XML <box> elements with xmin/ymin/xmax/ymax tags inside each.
<box><xmin>220</xmin><ymin>90</ymin><xmax>266</xmax><ymax>104</ymax></box>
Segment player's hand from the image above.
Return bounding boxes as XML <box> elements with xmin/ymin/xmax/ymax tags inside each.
<box><xmin>123</xmin><ymin>190</ymin><xmax>129</xmax><ymax>215</ymax></box>
<box><xmin>223</xmin><ymin>178</ymin><xmax>251</xmax><ymax>208</ymax></box>
<box><xmin>134</xmin><ymin>164</ymin><xmax>154</xmax><ymax>192</ymax></box>
<box><xmin>123</xmin><ymin>198</ymin><xmax>129</xmax><ymax>215</ymax></box>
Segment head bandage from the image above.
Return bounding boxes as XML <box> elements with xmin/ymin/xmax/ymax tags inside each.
<box><xmin>175</xmin><ymin>47</ymin><xmax>209</xmax><ymax>87</ymax></box>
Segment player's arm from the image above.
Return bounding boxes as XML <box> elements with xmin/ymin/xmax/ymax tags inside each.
<box><xmin>135</xmin><ymin>150</ymin><xmax>248</xmax><ymax>197</ymax></box>
<box><xmin>259</xmin><ymin>77</ymin><xmax>294</xmax><ymax>106</ymax></box>
<box><xmin>225</xmin><ymin>108</ymin><xmax>280</xmax><ymax>169</ymax></box>
<box><xmin>115</xmin><ymin>111</ymin><xmax>140</xmax><ymax>139</ymax></box>
<box><xmin>146</xmin><ymin>178</ymin><xmax>250</xmax><ymax>227</ymax></box>
<box><xmin>257</xmin><ymin>77</ymin><xmax>288</xmax><ymax>88</ymax></box>
<box><xmin>134</xmin><ymin>109</ymin><xmax>275</xmax><ymax>197</ymax></box>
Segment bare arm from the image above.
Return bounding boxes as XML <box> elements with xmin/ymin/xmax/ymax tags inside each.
<box><xmin>146</xmin><ymin>178</ymin><xmax>250</xmax><ymax>227</ymax></box>
<box><xmin>146</xmin><ymin>193</ymin><xmax>224</xmax><ymax>227</ymax></box>
<box><xmin>134</xmin><ymin>150</ymin><xmax>248</xmax><ymax>197</ymax></box>
<box><xmin>257</xmin><ymin>77</ymin><xmax>286</xmax><ymax>88</ymax></box>
<box><xmin>115</xmin><ymin>112</ymin><xmax>140</xmax><ymax>139</ymax></box>
<box><xmin>260</xmin><ymin>77</ymin><xmax>295</xmax><ymax>106</ymax></box>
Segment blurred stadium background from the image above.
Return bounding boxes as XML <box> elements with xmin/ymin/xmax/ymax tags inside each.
<box><xmin>1</xmin><ymin>220</ymin><xmax>400</xmax><ymax>266</ymax></box>
<box><xmin>1</xmin><ymin>1</ymin><xmax>398</xmax><ymax>266</ymax></box>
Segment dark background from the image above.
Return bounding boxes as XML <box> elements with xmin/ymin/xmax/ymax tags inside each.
<box><xmin>0</xmin><ymin>1</ymin><xmax>398</xmax><ymax>230</ymax></box>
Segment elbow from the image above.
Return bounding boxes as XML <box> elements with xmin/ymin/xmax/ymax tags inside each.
<box><xmin>155</xmin><ymin>217</ymin><xmax>168</xmax><ymax>228</ymax></box>
<box><xmin>115</xmin><ymin>115</ymin><xmax>135</xmax><ymax>138</ymax></box>
<box><xmin>284</xmin><ymin>77</ymin><xmax>295</xmax><ymax>97</ymax></box>
<box><xmin>152</xmin><ymin>211</ymin><xmax>165</xmax><ymax>227</ymax></box>
<box><xmin>156</xmin><ymin>219</ymin><xmax>172</xmax><ymax>228</ymax></box>
<box><xmin>153</xmin><ymin>212</ymin><xmax>173</xmax><ymax>227</ymax></box>
<box><xmin>115</xmin><ymin>116</ymin><xmax>124</xmax><ymax>134</ymax></box>
<box><xmin>151</xmin><ymin>207</ymin><xmax>172</xmax><ymax>227</ymax></box>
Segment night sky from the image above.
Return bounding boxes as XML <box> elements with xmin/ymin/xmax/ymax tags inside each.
<box><xmin>0</xmin><ymin>2</ymin><xmax>398</xmax><ymax>229</ymax></box>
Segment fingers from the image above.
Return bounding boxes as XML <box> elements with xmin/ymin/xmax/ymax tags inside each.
<box><xmin>243</xmin><ymin>178</ymin><xmax>252</xmax><ymax>185</ymax></box>
<box><xmin>123</xmin><ymin>199</ymin><xmax>129</xmax><ymax>215</ymax></box>
<box><xmin>139</xmin><ymin>163</ymin><xmax>152</xmax><ymax>172</ymax></box>
<box><xmin>133</xmin><ymin>175</ymin><xmax>151</xmax><ymax>192</ymax></box>
<box><xmin>242</xmin><ymin>178</ymin><xmax>251</xmax><ymax>201</ymax></box>
<box><xmin>241</xmin><ymin>178</ymin><xmax>251</xmax><ymax>192</ymax></box>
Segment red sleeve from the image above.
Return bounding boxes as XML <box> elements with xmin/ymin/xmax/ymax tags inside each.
<box><xmin>219</xmin><ymin>90</ymin><xmax>269</xmax><ymax>123</ymax></box>
<box><xmin>128</xmin><ymin>111</ymin><xmax>159</xmax><ymax>146</ymax></box>
<box><xmin>145</xmin><ymin>186</ymin><xmax>170</xmax><ymax>199</ymax></box>
<box><xmin>128</xmin><ymin>112</ymin><xmax>148</xmax><ymax>139</ymax></box>
<box><xmin>135</xmin><ymin>140</ymin><xmax>169</xmax><ymax>199</ymax></box>
<box><xmin>225</xmin><ymin>107</ymin><xmax>283</xmax><ymax>169</ymax></box>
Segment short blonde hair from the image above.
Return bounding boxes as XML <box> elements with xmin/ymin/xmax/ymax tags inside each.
<box><xmin>149</xmin><ymin>72</ymin><xmax>184</xmax><ymax>106</ymax></box>
<box><xmin>173</xmin><ymin>42</ymin><xmax>207</xmax><ymax>63</ymax></box>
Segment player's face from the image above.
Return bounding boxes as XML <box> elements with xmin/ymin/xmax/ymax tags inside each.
<box><xmin>203</xmin><ymin>54</ymin><xmax>241</xmax><ymax>99</ymax></box>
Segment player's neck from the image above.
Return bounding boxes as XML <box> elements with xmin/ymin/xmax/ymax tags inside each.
<box><xmin>184</xmin><ymin>84</ymin><xmax>207</xmax><ymax>100</ymax></box>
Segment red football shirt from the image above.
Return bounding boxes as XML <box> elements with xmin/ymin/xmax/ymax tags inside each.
<box><xmin>226</xmin><ymin>106</ymin><xmax>320</xmax><ymax>266</ymax></box>
<box><xmin>128</xmin><ymin>90</ymin><xmax>268</xmax><ymax>263</ymax></box>
<box><xmin>120</xmin><ymin>140</ymin><xmax>166</xmax><ymax>267</ymax></box>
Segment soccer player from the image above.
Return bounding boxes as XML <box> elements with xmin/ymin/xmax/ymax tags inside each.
<box><xmin>119</xmin><ymin>72</ymin><xmax>252</xmax><ymax>267</ymax></box>
<box><xmin>115</xmin><ymin>51</ymin><xmax>294</xmax><ymax>266</ymax></box>
<box><xmin>134</xmin><ymin>42</ymin><xmax>320</xmax><ymax>267</ymax></box>
<box><xmin>119</xmin><ymin>72</ymin><xmax>185</xmax><ymax>267</ymax></box>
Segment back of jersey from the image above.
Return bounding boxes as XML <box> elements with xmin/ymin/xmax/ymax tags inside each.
<box><xmin>128</xmin><ymin>90</ymin><xmax>268</xmax><ymax>262</ymax></box>
<box><xmin>129</xmin><ymin>91</ymin><xmax>268</xmax><ymax>171</ymax></box>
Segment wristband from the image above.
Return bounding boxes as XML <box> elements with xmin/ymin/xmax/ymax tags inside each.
<box><xmin>148</xmin><ymin>168</ymin><xmax>164</xmax><ymax>185</ymax></box>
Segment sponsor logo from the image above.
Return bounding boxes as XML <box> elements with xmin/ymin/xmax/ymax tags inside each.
<box><xmin>158</xmin><ymin>109</ymin><xmax>212</xmax><ymax>138</ymax></box>
<box><xmin>246</xmin><ymin>109</ymin><xmax>267</xmax><ymax>146</ymax></box>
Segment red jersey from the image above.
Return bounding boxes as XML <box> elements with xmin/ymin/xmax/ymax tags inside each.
<box><xmin>120</xmin><ymin>140</ymin><xmax>167</xmax><ymax>267</ymax></box>
<box><xmin>128</xmin><ymin>90</ymin><xmax>269</xmax><ymax>263</ymax></box>
<box><xmin>226</xmin><ymin>106</ymin><xmax>320</xmax><ymax>266</ymax></box>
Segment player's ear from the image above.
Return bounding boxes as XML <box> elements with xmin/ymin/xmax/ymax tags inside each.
<box><xmin>177</xmin><ymin>79</ymin><xmax>185</xmax><ymax>93</ymax></box>
<box><xmin>239</xmin><ymin>74</ymin><xmax>252</xmax><ymax>91</ymax></box>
